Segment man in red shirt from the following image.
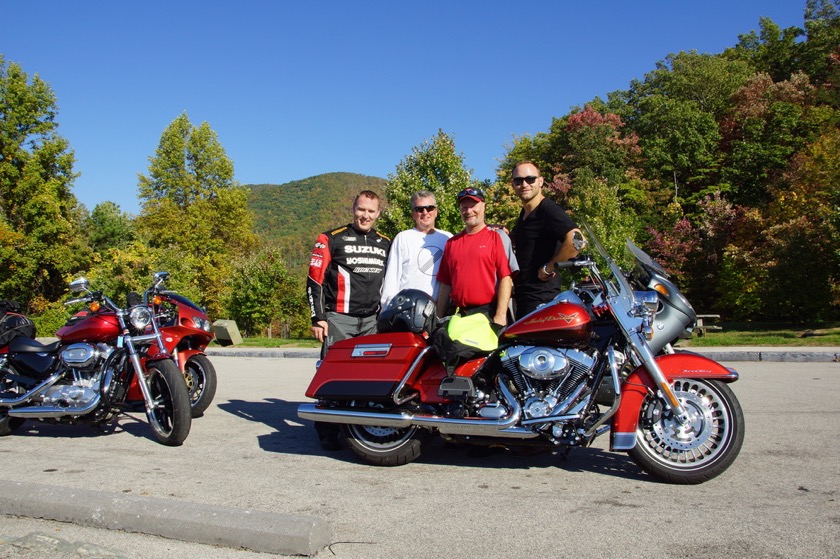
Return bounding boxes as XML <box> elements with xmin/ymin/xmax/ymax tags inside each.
<box><xmin>436</xmin><ymin>187</ymin><xmax>512</xmax><ymax>329</ymax></box>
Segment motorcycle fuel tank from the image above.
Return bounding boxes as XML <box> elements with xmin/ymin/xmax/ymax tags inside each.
<box><xmin>503</xmin><ymin>300</ymin><xmax>592</xmax><ymax>344</ymax></box>
<box><xmin>56</xmin><ymin>311</ymin><xmax>121</xmax><ymax>343</ymax></box>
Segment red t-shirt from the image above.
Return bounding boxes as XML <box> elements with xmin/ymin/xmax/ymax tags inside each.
<box><xmin>437</xmin><ymin>226</ymin><xmax>512</xmax><ymax>308</ymax></box>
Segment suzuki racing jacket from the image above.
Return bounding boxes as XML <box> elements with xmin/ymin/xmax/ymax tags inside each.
<box><xmin>307</xmin><ymin>224</ymin><xmax>391</xmax><ymax>325</ymax></box>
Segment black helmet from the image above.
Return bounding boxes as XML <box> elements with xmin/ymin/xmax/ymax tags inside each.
<box><xmin>377</xmin><ymin>289</ymin><xmax>438</xmax><ymax>336</ymax></box>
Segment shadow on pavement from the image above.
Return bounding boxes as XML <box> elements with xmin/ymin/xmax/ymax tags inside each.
<box><xmin>217</xmin><ymin>397</ymin><xmax>653</xmax><ymax>481</ymax></box>
<box><xmin>217</xmin><ymin>397</ymin><xmax>325</xmax><ymax>456</ymax></box>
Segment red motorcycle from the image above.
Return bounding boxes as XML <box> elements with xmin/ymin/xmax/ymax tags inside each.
<box><xmin>0</xmin><ymin>273</ymin><xmax>191</xmax><ymax>445</ymax></box>
<box><xmin>298</xmin><ymin>225</ymin><xmax>745</xmax><ymax>484</ymax></box>
<box><xmin>143</xmin><ymin>278</ymin><xmax>217</xmax><ymax>418</ymax></box>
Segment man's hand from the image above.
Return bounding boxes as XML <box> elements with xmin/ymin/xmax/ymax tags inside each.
<box><xmin>537</xmin><ymin>263</ymin><xmax>556</xmax><ymax>282</ymax></box>
<box><xmin>492</xmin><ymin>311</ymin><xmax>507</xmax><ymax>328</ymax></box>
<box><xmin>311</xmin><ymin>320</ymin><xmax>328</xmax><ymax>343</ymax></box>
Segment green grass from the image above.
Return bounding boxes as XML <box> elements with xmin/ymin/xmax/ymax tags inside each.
<box><xmin>677</xmin><ymin>321</ymin><xmax>840</xmax><ymax>347</ymax></box>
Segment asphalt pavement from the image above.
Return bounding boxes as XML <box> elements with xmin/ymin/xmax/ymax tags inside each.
<box><xmin>1</xmin><ymin>345</ymin><xmax>838</xmax><ymax>558</ymax></box>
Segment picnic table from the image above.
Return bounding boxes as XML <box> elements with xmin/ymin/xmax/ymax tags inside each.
<box><xmin>695</xmin><ymin>314</ymin><xmax>722</xmax><ymax>337</ymax></box>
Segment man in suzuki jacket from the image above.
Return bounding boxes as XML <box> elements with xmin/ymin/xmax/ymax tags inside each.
<box><xmin>307</xmin><ymin>190</ymin><xmax>391</xmax><ymax>359</ymax></box>
<box><xmin>307</xmin><ymin>190</ymin><xmax>390</xmax><ymax>451</ymax></box>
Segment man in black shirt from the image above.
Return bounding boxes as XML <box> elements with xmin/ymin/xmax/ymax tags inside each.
<box><xmin>510</xmin><ymin>161</ymin><xmax>581</xmax><ymax>318</ymax></box>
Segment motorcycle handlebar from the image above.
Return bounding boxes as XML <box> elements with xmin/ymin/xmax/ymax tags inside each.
<box><xmin>554</xmin><ymin>258</ymin><xmax>595</xmax><ymax>270</ymax></box>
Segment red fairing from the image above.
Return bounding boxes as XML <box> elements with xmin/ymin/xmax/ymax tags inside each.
<box><xmin>502</xmin><ymin>301</ymin><xmax>592</xmax><ymax>344</ymax></box>
<box><xmin>611</xmin><ymin>352</ymin><xmax>738</xmax><ymax>445</ymax></box>
<box><xmin>56</xmin><ymin>312</ymin><xmax>121</xmax><ymax>343</ymax></box>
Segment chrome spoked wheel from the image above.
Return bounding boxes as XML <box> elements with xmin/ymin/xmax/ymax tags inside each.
<box><xmin>339</xmin><ymin>402</ymin><xmax>431</xmax><ymax>466</ymax></box>
<box><xmin>629</xmin><ymin>378</ymin><xmax>744</xmax><ymax>484</ymax></box>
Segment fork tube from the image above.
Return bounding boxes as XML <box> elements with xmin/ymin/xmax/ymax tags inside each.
<box><xmin>632</xmin><ymin>332</ymin><xmax>690</xmax><ymax>424</ymax></box>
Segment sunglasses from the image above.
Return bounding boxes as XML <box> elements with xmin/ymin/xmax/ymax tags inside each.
<box><xmin>457</xmin><ymin>187</ymin><xmax>485</xmax><ymax>201</ymax></box>
<box><xmin>413</xmin><ymin>205</ymin><xmax>437</xmax><ymax>213</ymax></box>
<box><xmin>512</xmin><ymin>175</ymin><xmax>539</xmax><ymax>186</ymax></box>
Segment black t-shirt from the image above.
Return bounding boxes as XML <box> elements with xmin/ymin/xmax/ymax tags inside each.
<box><xmin>511</xmin><ymin>197</ymin><xmax>577</xmax><ymax>306</ymax></box>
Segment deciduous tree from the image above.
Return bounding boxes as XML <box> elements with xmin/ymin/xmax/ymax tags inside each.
<box><xmin>136</xmin><ymin>113</ymin><xmax>256</xmax><ymax>317</ymax></box>
<box><xmin>0</xmin><ymin>56</ymin><xmax>90</xmax><ymax>307</ymax></box>
<box><xmin>380</xmin><ymin>130</ymin><xmax>487</xmax><ymax>236</ymax></box>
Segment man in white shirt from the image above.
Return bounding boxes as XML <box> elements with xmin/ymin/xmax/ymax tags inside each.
<box><xmin>380</xmin><ymin>191</ymin><xmax>452</xmax><ymax>309</ymax></box>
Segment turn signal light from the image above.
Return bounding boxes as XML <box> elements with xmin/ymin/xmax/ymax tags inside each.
<box><xmin>89</xmin><ymin>301</ymin><xmax>100</xmax><ymax>312</ymax></box>
<box><xmin>653</xmin><ymin>283</ymin><xmax>670</xmax><ymax>297</ymax></box>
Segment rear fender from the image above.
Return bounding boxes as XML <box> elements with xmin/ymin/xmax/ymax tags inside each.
<box><xmin>610</xmin><ymin>352</ymin><xmax>738</xmax><ymax>451</ymax></box>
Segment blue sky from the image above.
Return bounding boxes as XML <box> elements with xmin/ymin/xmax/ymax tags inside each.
<box><xmin>4</xmin><ymin>1</ymin><xmax>805</xmax><ymax>215</ymax></box>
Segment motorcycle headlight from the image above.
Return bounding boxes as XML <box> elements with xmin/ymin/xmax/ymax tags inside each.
<box><xmin>192</xmin><ymin>317</ymin><xmax>211</xmax><ymax>332</ymax></box>
<box><xmin>633</xmin><ymin>291</ymin><xmax>659</xmax><ymax>315</ymax></box>
<box><xmin>129</xmin><ymin>306</ymin><xmax>154</xmax><ymax>330</ymax></box>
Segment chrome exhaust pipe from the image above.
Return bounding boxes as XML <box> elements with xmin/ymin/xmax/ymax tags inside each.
<box><xmin>297</xmin><ymin>376</ymin><xmax>539</xmax><ymax>439</ymax></box>
<box><xmin>0</xmin><ymin>372</ymin><xmax>63</xmax><ymax>407</ymax></box>
<box><xmin>7</xmin><ymin>393</ymin><xmax>101</xmax><ymax>419</ymax></box>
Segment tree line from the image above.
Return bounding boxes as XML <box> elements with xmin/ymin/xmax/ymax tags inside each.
<box><xmin>1</xmin><ymin>0</ymin><xmax>838</xmax><ymax>338</ymax></box>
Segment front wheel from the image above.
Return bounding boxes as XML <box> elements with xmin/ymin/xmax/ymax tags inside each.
<box><xmin>628</xmin><ymin>378</ymin><xmax>744</xmax><ymax>484</ymax></box>
<box><xmin>183</xmin><ymin>354</ymin><xmax>217</xmax><ymax>417</ymax></box>
<box><xmin>145</xmin><ymin>359</ymin><xmax>192</xmax><ymax>446</ymax></box>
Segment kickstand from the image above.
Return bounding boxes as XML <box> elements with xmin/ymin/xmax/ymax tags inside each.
<box><xmin>557</xmin><ymin>447</ymin><xmax>572</xmax><ymax>461</ymax></box>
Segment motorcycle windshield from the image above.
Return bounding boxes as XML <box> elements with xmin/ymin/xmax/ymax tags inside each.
<box><xmin>579</xmin><ymin>221</ymin><xmax>633</xmax><ymax>302</ymax></box>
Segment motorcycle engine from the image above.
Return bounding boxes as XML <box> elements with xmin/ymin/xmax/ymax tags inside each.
<box><xmin>41</xmin><ymin>343</ymin><xmax>113</xmax><ymax>408</ymax></box>
<box><xmin>499</xmin><ymin>345</ymin><xmax>597</xmax><ymax>420</ymax></box>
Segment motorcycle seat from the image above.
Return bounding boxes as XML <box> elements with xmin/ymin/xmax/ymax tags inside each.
<box><xmin>8</xmin><ymin>337</ymin><xmax>62</xmax><ymax>353</ymax></box>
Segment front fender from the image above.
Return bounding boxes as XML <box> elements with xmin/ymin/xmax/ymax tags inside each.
<box><xmin>610</xmin><ymin>352</ymin><xmax>738</xmax><ymax>451</ymax></box>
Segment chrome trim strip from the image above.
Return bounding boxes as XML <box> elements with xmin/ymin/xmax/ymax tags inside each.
<box><xmin>351</xmin><ymin>343</ymin><xmax>393</xmax><ymax>358</ymax></box>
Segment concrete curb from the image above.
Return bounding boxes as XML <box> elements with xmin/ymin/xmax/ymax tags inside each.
<box><xmin>0</xmin><ymin>480</ymin><xmax>332</xmax><ymax>557</ymax></box>
<box><xmin>692</xmin><ymin>349</ymin><xmax>839</xmax><ymax>362</ymax></box>
<box><xmin>208</xmin><ymin>347</ymin><xmax>321</xmax><ymax>359</ymax></box>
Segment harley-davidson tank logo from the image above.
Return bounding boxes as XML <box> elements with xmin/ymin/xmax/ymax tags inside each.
<box><xmin>523</xmin><ymin>312</ymin><xmax>579</xmax><ymax>325</ymax></box>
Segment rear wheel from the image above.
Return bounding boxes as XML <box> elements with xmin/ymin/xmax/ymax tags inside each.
<box><xmin>628</xmin><ymin>378</ymin><xmax>744</xmax><ymax>484</ymax></box>
<box><xmin>182</xmin><ymin>354</ymin><xmax>217</xmax><ymax>417</ymax></box>
<box><xmin>145</xmin><ymin>360</ymin><xmax>192</xmax><ymax>446</ymax></box>
<box><xmin>0</xmin><ymin>414</ymin><xmax>24</xmax><ymax>436</ymax></box>
<box><xmin>338</xmin><ymin>402</ymin><xmax>431</xmax><ymax>466</ymax></box>
<box><xmin>0</xmin><ymin>365</ymin><xmax>25</xmax><ymax>436</ymax></box>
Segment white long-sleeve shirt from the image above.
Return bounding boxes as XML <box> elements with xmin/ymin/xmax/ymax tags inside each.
<box><xmin>380</xmin><ymin>228</ymin><xmax>452</xmax><ymax>308</ymax></box>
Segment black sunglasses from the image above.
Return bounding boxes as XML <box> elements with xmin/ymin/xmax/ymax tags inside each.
<box><xmin>512</xmin><ymin>175</ymin><xmax>539</xmax><ymax>186</ymax></box>
<box><xmin>413</xmin><ymin>205</ymin><xmax>437</xmax><ymax>213</ymax></box>
<box><xmin>457</xmin><ymin>187</ymin><xmax>485</xmax><ymax>201</ymax></box>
